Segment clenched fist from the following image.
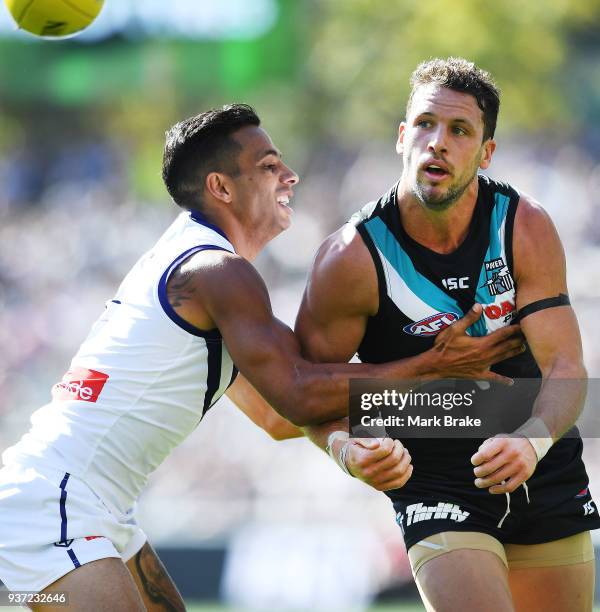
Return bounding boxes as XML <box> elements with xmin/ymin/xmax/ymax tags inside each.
<box><xmin>471</xmin><ymin>435</ymin><xmax>537</xmax><ymax>494</ymax></box>
<box><xmin>345</xmin><ymin>438</ymin><xmax>413</xmax><ymax>491</ymax></box>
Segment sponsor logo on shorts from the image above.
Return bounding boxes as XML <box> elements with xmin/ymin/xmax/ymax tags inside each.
<box><xmin>397</xmin><ymin>502</ymin><xmax>470</xmax><ymax>532</ymax></box>
<box><xmin>575</xmin><ymin>487</ymin><xmax>589</xmax><ymax>499</ymax></box>
<box><xmin>583</xmin><ymin>501</ymin><xmax>596</xmax><ymax>516</ymax></box>
<box><xmin>52</xmin><ymin>367</ymin><xmax>109</xmax><ymax>403</ymax></box>
<box><xmin>403</xmin><ymin>312</ymin><xmax>459</xmax><ymax>337</ymax></box>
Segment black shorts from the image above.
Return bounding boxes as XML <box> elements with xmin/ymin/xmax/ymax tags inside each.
<box><xmin>387</xmin><ymin>437</ymin><xmax>600</xmax><ymax>551</ymax></box>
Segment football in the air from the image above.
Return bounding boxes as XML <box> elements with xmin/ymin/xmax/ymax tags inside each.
<box><xmin>4</xmin><ymin>0</ymin><xmax>104</xmax><ymax>38</ymax></box>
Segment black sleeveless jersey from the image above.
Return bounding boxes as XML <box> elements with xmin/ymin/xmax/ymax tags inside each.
<box><xmin>350</xmin><ymin>176</ymin><xmax>592</xmax><ymax>525</ymax></box>
<box><xmin>350</xmin><ymin>174</ymin><xmax>585</xmax><ymax>480</ymax></box>
<box><xmin>351</xmin><ymin>174</ymin><xmax>539</xmax><ymax>379</ymax></box>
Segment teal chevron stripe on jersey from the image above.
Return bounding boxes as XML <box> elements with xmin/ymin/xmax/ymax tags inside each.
<box><xmin>364</xmin><ymin>216</ymin><xmax>463</xmax><ymax>320</ymax></box>
<box><xmin>471</xmin><ymin>192</ymin><xmax>512</xmax><ymax>336</ymax></box>
<box><xmin>489</xmin><ymin>192</ymin><xmax>510</xmax><ymax>259</ymax></box>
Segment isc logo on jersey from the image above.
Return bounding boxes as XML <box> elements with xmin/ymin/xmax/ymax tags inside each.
<box><xmin>403</xmin><ymin>312</ymin><xmax>459</xmax><ymax>337</ymax></box>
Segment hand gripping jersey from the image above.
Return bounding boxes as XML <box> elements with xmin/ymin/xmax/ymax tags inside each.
<box><xmin>2</xmin><ymin>211</ymin><xmax>238</xmax><ymax>518</ymax></box>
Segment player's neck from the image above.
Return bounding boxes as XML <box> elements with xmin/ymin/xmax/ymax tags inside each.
<box><xmin>396</xmin><ymin>178</ymin><xmax>479</xmax><ymax>255</ymax></box>
<box><xmin>214</xmin><ymin>214</ymin><xmax>267</xmax><ymax>261</ymax></box>
<box><xmin>193</xmin><ymin>208</ymin><xmax>264</xmax><ymax>261</ymax></box>
<box><xmin>220</xmin><ymin>223</ymin><xmax>265</xmax><ymax>261</ymax></box>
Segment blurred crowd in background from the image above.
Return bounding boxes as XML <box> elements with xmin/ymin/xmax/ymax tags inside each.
<box><xmin>1</xmin><ymin>1</ymin><xmax>600</xmax><ymax>608</ymax></box>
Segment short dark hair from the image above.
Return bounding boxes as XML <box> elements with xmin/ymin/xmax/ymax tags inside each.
<box><xmin>407</xmin><ymin>57</ymin><xmax>500</xmax><ymax>141</ymax></box>
<box><xmin>162</xmin><ymin>103</ymin><xmax>260</xmax><ymax>211</ymax></box>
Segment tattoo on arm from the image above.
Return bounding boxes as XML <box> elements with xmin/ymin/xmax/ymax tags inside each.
<box><xmin>167</xmin><ymin>273</ymin><xmax>196</xmax><ymax>308</ymax></box>
<box><xmin>134</xmin><ymin>545</ymin><xmax>185</xmax><ymax>612</ymax></box>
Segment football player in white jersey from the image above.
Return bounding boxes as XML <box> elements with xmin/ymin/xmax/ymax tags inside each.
<box><xmin>0</xmin><ymin>104</ymin><xmax>524</xmax><ymax>611</ymax></box>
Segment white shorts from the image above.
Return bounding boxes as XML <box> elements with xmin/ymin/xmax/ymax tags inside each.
<box><xmin>0</xmin><ymin>462</ymin><xmax>147</xmax><ymax>592</ymax></box>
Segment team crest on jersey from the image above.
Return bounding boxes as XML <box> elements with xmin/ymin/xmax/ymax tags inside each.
<box><xmin>481</xmin><ymin>257</ymin><xmax>514</xmax><ymax>296</ymax></box>
<box><xmin>403</xmin><ymin>312</ymin><xmax>459</xmax><ymax>337</ymax></box>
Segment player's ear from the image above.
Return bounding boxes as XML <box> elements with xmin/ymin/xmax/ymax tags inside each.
<box><xmin>396</xmin><ymin>122</ymin><xmax>407</xmax><ymax>155</ymax></box>
<box><xmin>479</xmin><ymin>139</ymin><xmax>496</xmax><ymax>170</ymax></box>
<box><xmin>205</xmin><ymin>172</ymin><xmax>233</xmax><ymax>203</ymax></box>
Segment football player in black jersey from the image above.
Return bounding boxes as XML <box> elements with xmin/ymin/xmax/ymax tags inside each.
<box><xmin>298</xmin><ymin>58</ymin><xmax>599</xmax><ymax>611</ymax></box>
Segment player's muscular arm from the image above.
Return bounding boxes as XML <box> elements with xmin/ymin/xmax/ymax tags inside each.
<box><xmin>167</xmin><ymin>249</ymin><xmax>442</xmax><ymax>427</ymax></box>
<box><xmin>472</xmin><ymin>195</ymin><xmax>587</xmax><ymax>494</ymax></box>
<box><xmin>514</xmin><ymin>195</ymin><xmax>587</xmax><ymax>434</ymax></box>
<box><xmin>296</xmin><ymin>226</ymin><xmax>413</xmax><ymax>490</ymax></box>
<box><xmin>296</xmin><ymin>225</ymin><xmax>382</xmax><ymax>455</ymax></box>
<box><xmin>295</xmin><ymin>224</ymin><xmax>379</xmax><ymax>363</ymax></box>
<box><xmin>168</xmin><ymin>250</ymin><xmax>342</xmax><ymax>426</ymax></box>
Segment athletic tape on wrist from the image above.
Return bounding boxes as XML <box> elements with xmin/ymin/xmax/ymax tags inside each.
<box><xmin>326</xmin><ymin>431</ymin><xmax>348</xmax><ymax>459</ymax></box>
<box><xmin>515</xmin><ymin>417</ymin><xmax>553</xmax><ymax>462</ymax></box>
<box><xmin>325</xmin><ymin>431</ymin><xmax>354</xmax><ymax>477</ymax></box>
<box><xmin>338</xmin><ymin>441</ymin><xmax>354</xmax><ymax>476</ymax></box>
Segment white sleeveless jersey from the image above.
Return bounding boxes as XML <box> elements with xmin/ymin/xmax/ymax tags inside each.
<box><xmin>3</xmin><ymin>211</ymin><xmax>238</xmax><ymax>518</ymax></box>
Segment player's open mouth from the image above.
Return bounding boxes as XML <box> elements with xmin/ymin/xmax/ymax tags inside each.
<box><xmin>423</xmin><ymin>164</ymin><xmax>450</xmax><ymax>180</ymax></box>
<box><xmin>277</xmin><ymin>195</ymin><xmax>293</xmax><ymax>212</ymax></box>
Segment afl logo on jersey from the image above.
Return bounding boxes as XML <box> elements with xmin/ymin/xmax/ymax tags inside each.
<box><xmin>403</xmin><ymin>312</ymin><xmax>459</xmax><ymax>337</ymax></box>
